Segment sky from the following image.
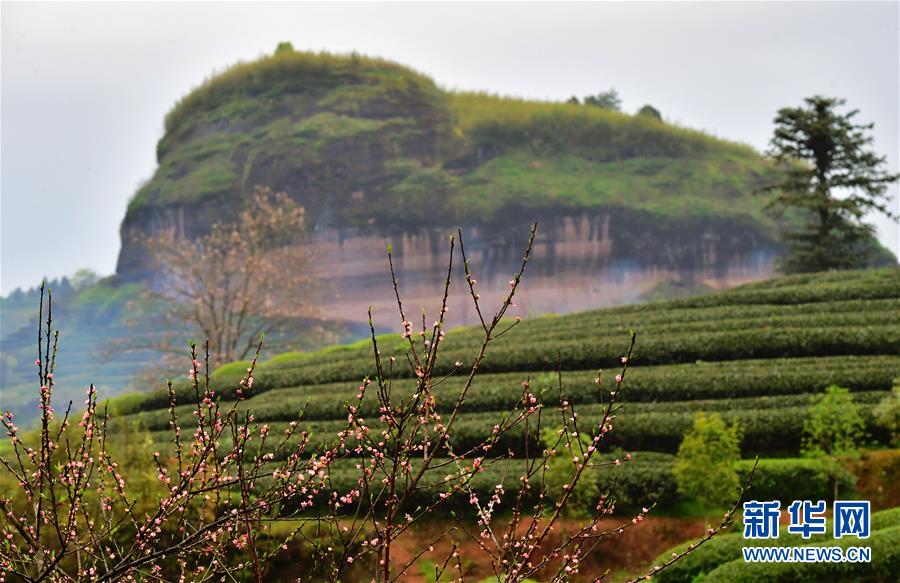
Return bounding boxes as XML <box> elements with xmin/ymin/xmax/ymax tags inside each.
<box><xmin>2</xmin><ymin>1</ymin><xmax>898</xmax><ymax>295</ymax></box>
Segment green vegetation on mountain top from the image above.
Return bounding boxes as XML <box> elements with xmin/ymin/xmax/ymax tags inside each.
<box><xmin>162</xmin><ymin>50</ymin><xmax>445</xmax><ymax>139</ymax></box>
<box><xmin>125</xmin><ymin>48</ymin><xmax>780</xmax><ymax>238</ymax></box>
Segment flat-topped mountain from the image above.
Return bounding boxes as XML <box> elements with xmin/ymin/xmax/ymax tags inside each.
<box><xmin>117</xmin><ymin>48</ymin><xmax>785</xmax><ymax>326</ymax></box>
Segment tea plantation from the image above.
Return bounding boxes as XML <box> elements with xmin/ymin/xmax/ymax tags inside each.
<box><xmin>117</xmin><ymin>268</ymin><xmax>900</xmax><ymax>508</ymax></box>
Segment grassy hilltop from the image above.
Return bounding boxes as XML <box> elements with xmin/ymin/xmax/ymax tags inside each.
<box><xmin>118</xmin><ymin>47</ymin><xmax>782</xmax><ymax>275</ymax></box>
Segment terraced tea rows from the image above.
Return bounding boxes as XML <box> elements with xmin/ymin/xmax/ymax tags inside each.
<box><xmin>118</xmin><ymin>268</ymin><xmax>900</xmax><ymax>505</ymax></box>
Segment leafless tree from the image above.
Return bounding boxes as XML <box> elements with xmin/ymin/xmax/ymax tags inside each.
<box><xmin>137</xmin><ymin>186</ymin><xmax>318</xmax><ymax>368</ymax></box>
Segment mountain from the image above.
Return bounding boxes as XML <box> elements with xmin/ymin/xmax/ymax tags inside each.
<box><xmin>0</xmin><ymin>279</ymin><xmax>152</xmax><ymax>418</ymax></box>
<box><xmin>6</xmin><ymin>46</ymin><xmax>893</xmax><ymax>422</ymax></box>
<box><xmin>117</xmin><ymin>47</ymin><xmax>786</xmax><ymax>329</ymax></box>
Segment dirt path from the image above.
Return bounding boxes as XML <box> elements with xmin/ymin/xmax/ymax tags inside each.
<box><xmin>389</xmin><ymin>515</ymin><xmax>708</xmax><ymax>582</ymax></box>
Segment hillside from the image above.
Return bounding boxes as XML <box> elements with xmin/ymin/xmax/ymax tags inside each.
<box><xmin>114</xmin><ymin>268</ymin><xmax>900</xmax><ymax>508</ymax></box>
<box><xmin>0</xmin><ymin>280</ymin><xmax>363</xmax><ymax>425</ymax></box>
<box><xmin>0</xmin><ymin>280</ymin><xmax>153</xmax><ymax>417</ymax></box>
<box><xmin>116</xmin><ymin>47</ymin><xmax>789</xmax><ymax>329</ymax></box>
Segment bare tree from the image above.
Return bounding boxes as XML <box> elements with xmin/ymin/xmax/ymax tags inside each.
<box><xmin>138</xmin><ymin>187</ymin><xmax>317</xmax><ymax>368</ymax></box>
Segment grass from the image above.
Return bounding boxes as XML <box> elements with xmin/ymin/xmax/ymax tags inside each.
<box><xmin>293</xmin><ymin>112</ymin><xmax>403</xmax><ymax>146</ymax></box>
<box><xmin>448</xmin><ymin>91</ymin><xmax>759</xmax><ymax>160</ymax></box>
<box><xmin>450</xmin><ymin>152</ymin><xmax>773</xmax><ymax>224</ymax></box>
<box><xmin>163</xmin><ymin>50</ymin><xmax>444</xmax><ymax>137</ymax></box>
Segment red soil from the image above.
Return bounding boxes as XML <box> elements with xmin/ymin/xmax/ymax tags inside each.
<box><xmin>388</xmin><ymin>515</ymin><xmax>708</xmax><ymax>582</ymax></box>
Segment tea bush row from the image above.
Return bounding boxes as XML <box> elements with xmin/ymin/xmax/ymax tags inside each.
<box><xmin>651</xmin><ymin>507</ymin><xmax>900</xmax><ymax>583</ymax></box>
<box><xmin>132</xmin><ymin>327</ymin><xmax>900</xmax><ymax>412</ymax></box>
<box><xmin>146</xmin><ymin>400</ymin><xmax>886</xmax><ymax>458</ymax></box>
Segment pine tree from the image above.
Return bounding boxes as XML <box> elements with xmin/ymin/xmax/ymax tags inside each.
<box><xmin>765</xmin><ymin>96</ymin><xmax>899</xmax><ymax>273</ymax></box>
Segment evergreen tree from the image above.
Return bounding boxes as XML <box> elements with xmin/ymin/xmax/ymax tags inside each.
<box><xmin>637</xmin><ymin>104</ymin><xmax>662</xmax><ymax>120</ymax></box>
<box><xmin>584</xmin><ymin>89</ymin><xmax>622</xmax><ymax>111</ymax></box>
<box><xmin>765</xmin><ymin>96</ymin><xmax>899</xmax><ymax>273</ymax></box>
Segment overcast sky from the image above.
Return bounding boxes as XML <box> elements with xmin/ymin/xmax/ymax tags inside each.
<box><xmin>2</xmin><ymin>1</ymin><xmax>898</xmax><ymax>295</ymax></box>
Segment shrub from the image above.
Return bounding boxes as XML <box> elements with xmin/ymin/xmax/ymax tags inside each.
<box><xmin>674</xmin><ymin>413</ymin><xmax>742</xmax><ymax>509</ymax></box>
<box><xmin>651</xmin><ymin>507</ymin><xmax>900</xmax><ymax>583</ymax></box>
<box><xmin>135</xmin><ymin>352</ymin><xmax>899</xmax><ymax>417</ymax></box>
<box><xmin>128</xmin><ymin>272</ymin><xmax>898</xmax><ymax>412</ymax></box>
<box><xmin>735</xmin><ymin>458</ymin><xmax>854</xmax><ymax>503</ymax></box>
<box><xmin>802</xmin><ymin>385</ymin><xmax>866</xmax><ymax>499</ymax></box>
<box><xmin>873</xmin><ymin>379</ymin><xmax>900</xmax><ymax>446</ymax></box>
<box><xmin>701</xmin><ymin>525</ymin><xmax>900</xmax><ymax>582</ymax></box>
<box><xmin>584</xmin><ymin>89</ymin><xmax>622</xmax><ymax>111</ymax></box>
<box><xmin>274</xmin><ymin>41</ymin><xmax>294</xmax><ymax>55</ymax></box>
<box><xmin>298</xmin><ymin>455</ymin><xmax>849</xmax><ymax>515</ymax></box>
<box><xmin>638</xmin><ymin>104</ymin><xmax>662</xmax><ymax>120</ymax></box>
<box><xmin>540</xmin><ymin>427</ymin><xmax>600</xmax><ymax>516</ymax></box>
<box><xmin>802</xmin><ymin>385</ymin><xmax>866</xmax><ymax>457</ymax></box>
<box><xmin>101</xmin><ymin>391</ymin><xmax>147</xmax><ymax>416</ymax></box>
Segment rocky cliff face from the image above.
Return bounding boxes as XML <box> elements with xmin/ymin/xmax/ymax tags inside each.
<box><xmin>120</xmin><ymin>206</ymin><xmax>776</xmax><ymax>330</ymax></box>
<box><xmin>304</xmin><ymin>211</ymin><xmax>775</xmax><ymax>329</ymax></box>
<box><xmin>116</xmin><ymin>49</ymin><xmax>782</xmax><ymax>327</ymax></box>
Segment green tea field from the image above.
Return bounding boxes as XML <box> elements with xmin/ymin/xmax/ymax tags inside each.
<box><xmin>114</xmin><ymin>268</ymin><xmax>900</xmax><ymax>511</ymax></box>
